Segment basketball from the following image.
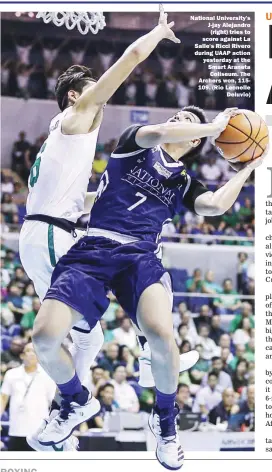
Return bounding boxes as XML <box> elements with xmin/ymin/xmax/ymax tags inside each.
<box><xmin>215</xmin><ymin>109</ymin><xmax>269</xmax><ymax>163</ymax></box>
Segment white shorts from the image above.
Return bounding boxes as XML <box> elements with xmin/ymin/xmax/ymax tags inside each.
<box><xmin>19</xmin><ymin>220</ymin><xmax>90</xmax><ymax>331</ymax></box>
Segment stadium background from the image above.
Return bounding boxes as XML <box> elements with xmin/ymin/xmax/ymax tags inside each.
<box><xmin>1</xmin><ymin>12</ymin><xmax>255</xmax><ymax>451</ymax></box>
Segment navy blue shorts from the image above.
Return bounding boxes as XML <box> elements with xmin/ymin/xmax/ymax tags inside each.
<box><xmin>45</xmin><ymin>236</ymin><xmax>168</xmax><ymax>329</ymax></box>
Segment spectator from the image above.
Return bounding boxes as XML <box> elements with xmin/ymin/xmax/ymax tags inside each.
<box><xmin>196</xmin><ymin>324</ymin><xmax>218</xmax><ymax>361</ymax></box>
<box><xmin>232</xmin><ymin>318</ymin><xmax>252</xmax><ymax>346</ymax></box>
<box><xmin>0</xmin><ymin>257</ymin><xmax>11</xmax><ymax>288</ymax></box>
<box><xmin>213</xmin><ymin>278</ymin><xmax>242</xmax><ymax>314</ymax></box>
<box><xmin>208</xmin><ymin>388</ymin><xmax>236</xmax><ymax>425</ymax></box>
<box><xmin>180</xmin><ymin>310</ymin><xmax>198</xmax><ymax>344</ymax></box>
<box><xmin>3</xmin><ymin>249</ymin><xmax>18</xmax><ymax>273</ymax></box>
<box><xmin>21</xmin><ymin>283</ymin><xmax>36</xmax><ymax>311</ymax></box>
<box><xmin>215</xmin><ymin>333</ymin><xmax>234</xmax><ymax>359</ymax></box>
<box><xmin>118</xmin><ymin>344</ymin><xmax>138</xmax><ymax>379</ymax></box>
<box><xmin>102</xmin><ymin>292</ymin><xmax>120</xmax><ymax>324</ymax></box>
<box><xmin>202</xmin><ymin>270</ymin><xmax>222</xmax><ymax>295</ymax></box>
<box><xmin>1</xmin><ymin>291</ymin><xmax>15</xmax><ymax>327</ymax></box>
<box><xmin>209</xmin><ymin>315</ymin><xmax>225</xmax><ymax>345</ymax></box>
<box><xmin>80</xmin><ymin>383</ymin><xmax>118</xmax><ymax>431</ymax></box>
<box><xmin>229</xmin><ymin>344</ymin><xmax>247</xmax><ymax>371</ymax></box>
<box><xmin>100</xmin><ymin>319</ymin><xmax>115</xmax><ymax>343</ymax></box>
<box><xmin>90</xmin><ymin>365</ymin><xmax>108</xmax><ymax>396</ymax></box>
<box><xmin>237</xmin><ymin>252</ymin><xmax>249</xmax><ymax>293</ymax></box>
<box><xmin>238</xmin><ymin>384</ymin><xmax>255</xmax><ymax>431</ymax></box>
<box><xmin>176</xmin><ymin>323</ymin><xmax>195</xmax><ymax>348</ymax></box>
<box><xmin>176</xmin><ymin>383</ymin><xmax>192</xmax><ymax>412</ymax></box>
<box><xmin>1</xmin><ymin>336</ymin><xmax>25</xmax><ymax>368</ymax></box>
<box><xmin>109</xmin><ymin>306</ymin><xmax>126</xmax><ymax>330</ymax></box>
<box><xmin>11</xmin><ymin>182</ymin><xmax>28</xmax><ymax>206</ymax></box>
<box><xmin>194</xmin><ymin>305</ymin><xmax>212</xmax><ymax>332</ymax></box>
<box><xmin>232</xmin><ymin>359</ymin><xmax>249</xmax><ymax>393</ymax></box>
<box><xmin>245</xmin><ymin>336</ymin><xmax>255</xmax><ymax>363</ymax></box>
<box><xmin>179</xmin><ymin>340</ymin><xmax>192</xmax><ymax>355</ymax></box>
<box><xmin>20</xmin><ymin>297</ymin><xmax>41</xmax><ymax>330</ymax></box>
<box><xmin>98</xmin><ymin>342</ymin><xmax>120</xmax><ymax>374</ymax></box>
<box><xmin>5</xmin><ymin>282</ymin><xmax>25</xmax><ymax>322</ymax></box>
<box><xmin>193</xmin><ymin>371</ymin><xmax>222</xmax><ymax>415</ymax></box>
<box><xmin>190</xmin><ymin>344</ymin><xmax>210</xmax><ymax>386</ymax></box>
<box><xmin>200</xmin><ymin>156</ymin><xmax>223</xmax><ymax>183</ymax></box>
<box><xmin>230</xmin><ymin>302</ymin><xmax>254</xmax><ymax>333</ymax></box>
<box><xmin>0</xmin><ymin>213</ymin><xmax>10</xmax><ymax>234</ymax></box>
<box><xmin>113</xmin><ymin>317</ymin><xmax>137</xmax><ymax>351</ymax></box>
<box><xmin>1</xmin><ymin>193</ymin><xmax>18</xmax><ymax>223</ymax></box>
<box><xmin>186</xmin><ymin>268</ymin><xmax>203</xmax><ymax>293</ymax></box>
<box><xmin>11</xmin><ymin>131</ymin><xmax>30</xmax><ymax>173</ymax></box>
<box><xmin>111</xmin><ymin>365</ymin><xmax>140</xmax><ymax>413</ymax></box>
<box><xmin>1</xmin><ymin>173</ymin><xmax>14</xmax><ymax>194</ymax></box>
<box><xmin>221</xmin><ymin>347</ymin><xmax>234</xmax><ymax>374</ymax></box>
<box><xmin>12</xmin><ymin>266</ymin><xmax>28</xmax><ymax>286</ymax></box>
<box><xmin>0</xmin><ymin>342</ymin><xmax>55</xmax><ymax>450</ymax></box>
<box><xmin>201</xmin><ymin>357</ymin><xmax>233</xmax><ymax>392</ymax></box>
<box><xmin>238</xmin><ymin>197</ymin><xmax>254</xmax><ymax>224</ymax></box>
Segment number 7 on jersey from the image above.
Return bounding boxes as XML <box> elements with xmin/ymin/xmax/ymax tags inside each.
<box><xmin>127</xmin><ymin>192</ymin><xmax>147</xmax><ymax>211</ymax></box>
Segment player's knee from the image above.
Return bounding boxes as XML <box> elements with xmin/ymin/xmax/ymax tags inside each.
<box><xmin>32</xmin><ymin>329</ymin><xmax>61</xmax><ymax>360</ymax></box>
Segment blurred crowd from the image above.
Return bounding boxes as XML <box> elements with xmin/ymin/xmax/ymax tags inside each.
<box><xmin>1</xmin><ymin>130</ymin><xmax>255</xmax><ymax>245</ymax></box>
<box><xmin>1</xmin><ymin>34</ymin><xmax>254</xmax><ymax>110</ymax></box>
<box><xmin>1</xmin><ymin>238</ymin><xmax>255</xmax><ymax>439</ymax></box>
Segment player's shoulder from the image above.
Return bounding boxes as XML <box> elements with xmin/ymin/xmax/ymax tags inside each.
<box><xmin>48</xmin><ymin>110</ymin><xmax>65</xmax><ymax>134</ymax></box>
<box><xmin>112</xmin><ymin>124</ymin><xmax>146</xmax><ymax>157</ymax></box>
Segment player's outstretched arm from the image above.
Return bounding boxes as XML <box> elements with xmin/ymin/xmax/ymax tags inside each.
<box><xmin>74</xmin><ymin>6</ymin><xmax>180</xmax><ymax>112</ymax></box>
<box><xmin>194</xmin><ymin>149</ymin><xmax>268</xmax><ymax>216</ymax></box>
<box><xmin>135</xmin><ymin>109</ymin><xmax>237</xmax><ymax>148</ymax></box>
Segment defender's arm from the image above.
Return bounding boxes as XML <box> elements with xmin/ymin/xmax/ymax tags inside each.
<box><xmin>64</xmin><ymin>7</ymin><xmax>180</xmax><ymax>134</ymax></box>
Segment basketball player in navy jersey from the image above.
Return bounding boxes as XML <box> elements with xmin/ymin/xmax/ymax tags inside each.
<box><xmin>35</xmin><ymin>106</ymin><xmax>265</xmax><ymax>469</ymax></box>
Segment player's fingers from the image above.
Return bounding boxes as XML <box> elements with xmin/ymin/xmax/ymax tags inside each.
<box><xmin>172</xmin><ymin>35</ymin><xmax>181</xmax><ymax>44</ymax></box>
<box><xmin>159</xmin><ymin>3</ymin><xmax>164</xmax><ymax>16</ymax></box>
<box><xmin>167</xmin><ymin>21</ymin><xmax>175</xmax><ymax>29</ymax></box>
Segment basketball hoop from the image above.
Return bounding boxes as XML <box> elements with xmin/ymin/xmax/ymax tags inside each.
<box><xmin>36</xmin><ymin>12</ymin><xmax>106</xmax><ymax>35</ymax></box>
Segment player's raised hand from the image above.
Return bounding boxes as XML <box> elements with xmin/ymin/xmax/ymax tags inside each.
<box><xmin>157</xmin><ymin>4</ymin><xmax>181</xmax><ymax>44</ymax></box>
<box><xmin>247</xmin><ymin>142</ymin><xmax>270</xmax><ymax>170</ymax></box>
<box><xmin>211</xmin><ymin>107</ymin><xmax>240</xmax><ymax>145</ymax></box>
<box><xmin>228</xmin><ymin>143</ymin><xmax>269</xmax><ymax>173</ymax></box>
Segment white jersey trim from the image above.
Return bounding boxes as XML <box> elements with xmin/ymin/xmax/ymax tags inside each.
<box><xmin>158</xmin><ymin>147</ymin><xmax>184</xmax><ymax>168</ymax></box>
<box><xmin>111</xmin><ymin>148</ymin><xmax>145</xmax><ymax>158</ymax></box>
<box><xmin>87</xmin><ymin>227</ymin><xmax>140</xmax><ymax>244</ymax></box>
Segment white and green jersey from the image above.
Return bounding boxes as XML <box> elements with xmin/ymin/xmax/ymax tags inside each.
<box><xmin>26</xmin><ymin>108</ymin><xmax>100</xmax><ymax>223</ymax></box>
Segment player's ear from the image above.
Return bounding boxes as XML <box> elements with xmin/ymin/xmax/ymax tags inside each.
<box><xmin>189</xmin><ymin>138</ymin><xmax>201</xmax><ymax>148</ymax></box>
<box><xmin>67</xmin><ymin>89</ymin><xmax>79</xmax><ymax>104</ymax></box>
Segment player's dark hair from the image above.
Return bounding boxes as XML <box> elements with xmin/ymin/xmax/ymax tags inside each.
<box><xmin>55</xmin><ymin>65</ymin><xmax>97</xmax><ymax>111</ymax></box>
<box><xmin>181</xmin><ymin>105</ymin><xmax>208</xmax><ymax>160</ymax></box>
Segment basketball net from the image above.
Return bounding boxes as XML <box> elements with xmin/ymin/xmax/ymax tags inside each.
<box><xmin>36</xmin><ymin>12</ymin><xmax>106</xmax><ymax>35</ymax></box>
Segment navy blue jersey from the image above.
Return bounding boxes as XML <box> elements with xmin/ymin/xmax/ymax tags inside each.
<box><xmin>89</xmin><ymin>125</ymin><xmax>209</xmax><ymax>243</ymax></box>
